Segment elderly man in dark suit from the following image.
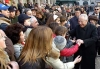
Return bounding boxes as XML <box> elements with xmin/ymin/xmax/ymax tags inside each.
<box><xmin>92</xmin><ymin>6</ymin><xmax>100</xmax><ymax>25</ymax></box>
<box><xmin>69</xmin><ymin>14</ymin><xmax>98</xmax><ymax>69</ymax></box>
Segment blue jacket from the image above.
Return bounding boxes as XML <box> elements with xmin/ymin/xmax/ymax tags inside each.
<box><xmin>69</xmin><ymin>16</ymin><xmax>79</xmax><ymax>30</ymax></box>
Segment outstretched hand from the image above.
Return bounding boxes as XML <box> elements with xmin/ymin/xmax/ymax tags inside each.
<box><xmin>76</xmin><ymin>39</ymin><xmax>84</xmax><ymax>46</ymax></box>
<box><xmin>74</xmin><ymin>55</ymin><xmax>82</xmax><ymax>64</ymax></box>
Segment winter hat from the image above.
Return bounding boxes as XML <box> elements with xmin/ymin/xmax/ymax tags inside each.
<box><xmin>0</xmin><ymin>4</ymin><xmax>9</xmax><ymax>10</ymax></box>
<box><xmin>54</xmin><ymin>36</ymin><xmax>67</xmax><ymax>50</ymax></box>
<box><xmin>18</xmin><ymin>14</ymin><xmax>31</xmax><ymax>25</ymax></box>
<box><xmin>89</xmin><ymin>15</ymin><xmax>99</xmax><ymax>21</ymax></box>
<box><xmin>8</xmin><ymin>6</ymin><xmax>16</xmax><ymax>12</ymax></box>
<box><xmin>53</xmin><ymin>15</ymin><xmax>58</xmax><ymax>21</ymax></box>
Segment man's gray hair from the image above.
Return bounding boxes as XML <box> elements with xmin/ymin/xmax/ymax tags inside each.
<box><xmin>30</xmin><ymin>16</ymin><xmax>37</xmax><ymax>23</ymax></box>
<box><xmin>79</xmin><ymin>14</ymin><xmax>88</xmax><ymax>20</ymax></box>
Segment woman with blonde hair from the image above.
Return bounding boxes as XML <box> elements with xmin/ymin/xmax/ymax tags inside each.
<box><xmin>0</xmin><ymin>33</ymin><xmax>9</xmax><ymax>69</ymax></box>
<box><xmin>18</xmin><ymin>26</ymin><xmax>53</xmax><ymax>69</ymax></box>
<box><xmin>0</xmin><ymin>33</ymin><xmax>19</xmax><ymax>69</ymax></box>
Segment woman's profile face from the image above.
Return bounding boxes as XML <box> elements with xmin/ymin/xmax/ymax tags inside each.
<box><xmin>36</xmin><ymin>14</ymin><xmax>42</xmax><ymax>19</ymax></box>
<box><xmin>0</xmin><ymin>34</ymin><xmax>6</xmax><ymax>49</ymax></box>
<box><xmin>55</xmin><ymin>18</ymin><xmax>60</xmax><ymax>24</ymax></box>
<box><xmin>19</xmin><ymin>31</ymin><xmax>25</xmax><ymax>43</ymax></box>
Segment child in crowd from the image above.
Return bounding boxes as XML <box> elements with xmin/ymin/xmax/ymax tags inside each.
<box><xmin>60</xmin><ymin>15</ymin><xmax>67</xmax><ymax>26</ymax></box>
<box><xmin>55</xmin><ymin>26</ymin><xmax>80</xmax><ymax>62</ymax></box>
<box><xmin>5</xmin><ymin>23</ymin><xmax>25</xmax><ymax>60</ymax></box>
<box><xmin>48</xmin><ymin>22</ymin><xmax>59</xmax><ymax>38</ymax></box>
<box><xmin>46</xmin><ymin>35</ymin><xmax>82</xmax><ymax>69</ymax></box>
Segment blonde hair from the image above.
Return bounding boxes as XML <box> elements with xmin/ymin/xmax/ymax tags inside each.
<box><xmin>0</xmin><ymin>33</ymin><xmax>9</xmax><ymax>69</ymax></box>
<box><xmin>19</xmin><ymin>26</ymin><xmax>53</xmax><ymax>64</ymax></box>
<box><xmin>0</xmin><ymin>49</ymin><xmax>9</xmax><ymax>69</ymax></box>
<box><xmin>48</xmin><ymin>48</ymin><xmax>60</xmax><ymax>59</ymax></box>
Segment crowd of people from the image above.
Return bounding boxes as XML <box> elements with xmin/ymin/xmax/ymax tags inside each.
<box><xmin>0</xmin><ymin>1</ymin><xmax>100</xmax><ymax>69</ymax></box>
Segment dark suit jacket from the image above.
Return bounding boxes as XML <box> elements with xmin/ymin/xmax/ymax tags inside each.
<box><xmin>69</xmin><ymin>16</ymin><xmax>79</xmax><ymax>30</ymax></box>
<box><xmin>19</xmin><ymin>58</ymin><xmax>51</xmax><ymax>69</ymax></box>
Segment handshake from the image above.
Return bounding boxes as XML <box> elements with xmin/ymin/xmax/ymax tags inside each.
<box><xmin>70</xmin><ymin>39</ymin><xmax>84</xmax><ymax>46</ymax></box>
<box><xmin>76</xmin><ymin>39</ymin><xmax>84</xmax><ymax>46</ymax></box>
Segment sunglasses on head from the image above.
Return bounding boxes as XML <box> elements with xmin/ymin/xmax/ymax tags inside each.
<box><xmin>95</xmin><ymin>9</ymin><xmax>99</xmax><ymax>10</ymax></box>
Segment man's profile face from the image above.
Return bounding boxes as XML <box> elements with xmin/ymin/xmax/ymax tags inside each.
<box><xmin>1</xmin><ymin>10</ymin><xmax>9</xmax><ymax>18</ymax></box>
<box><xmin>10</xmin><ymin>11</ymin><xmax>15</xmax><ymax>18</ymax></box>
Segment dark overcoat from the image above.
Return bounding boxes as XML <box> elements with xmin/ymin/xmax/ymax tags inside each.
<box><xmin>69</xmin><ymin>23</ymin><xmax>98</xmax><ymax>69</ymax></box>
<box><xmin>69</xmin><ymin>16</ymin><xmax>79</xmax><ymax>30</ymax></box>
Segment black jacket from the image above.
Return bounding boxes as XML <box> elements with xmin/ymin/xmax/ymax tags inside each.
<box><xmin>19</xmin><ymin>59</ymin><xmax>51</xmax><ymax>69</ymax></box>
<box><xmin>69</xmin><ymin>23</ymin><xmax>98</xmax><ymax>69</ymax></box>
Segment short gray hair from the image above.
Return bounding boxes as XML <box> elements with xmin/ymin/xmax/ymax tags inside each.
<box><xmin>30</xmin><ymin>16</ymin><xmax>37</xmax><ymax>23</ymax></box>
<box><xmin>79</xmin><ymin>14</ymin><xmax>88</xmax><ymax>20</ymax></box>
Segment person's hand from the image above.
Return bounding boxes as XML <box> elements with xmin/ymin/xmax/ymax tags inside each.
<box><xmin>70</xmin><ymin>39</ymin><xmax>75</xmax><ymax>43</ymax></box>
<box><xmin>73</xmin><ymin>55</ymin><xmax>82</xmax><ymax>64</ymax></box>
<box><xmin>76</xmin><ymin>41</ymin><xmax>81</xmax><ymax>46</ymax></box>
<box><xmin>7</xmin><ymin>61</ymin><xmax>19</xmax><ymax>69</ymax></box>
<box><xmin>76</xmin><ymin>39</ymin><xmax>84</xmax><ymax>44</ymax></box>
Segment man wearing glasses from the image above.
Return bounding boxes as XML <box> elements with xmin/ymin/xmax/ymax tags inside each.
<box><xmin>92</xmin><ymin>6</ymin><xmax>100</xmax><ymax>24</ymax></box>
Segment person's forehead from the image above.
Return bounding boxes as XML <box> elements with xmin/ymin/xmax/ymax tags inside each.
<box><xmin>95</xmin><ymin>7</ymin><xmax>100</xmax><ymax>9</ymax></box>
<box><xmin>27</xmin><ymin>10</ymin><xmax>32</xmax><ymax>13</ymax></box>
<box><xmin>1</xmin><ymin>9</ymin><xmax>8</xmax><ymax>11</ymax></box>
<box><xmin>75</xmin><ymin>11</ymin><xmax>81</xmax><ymax>13</ymax></box>
<box><xmin>79</xmin><ymin>17</ymin><xmax>86</xmax><ymax>21</ymax></box>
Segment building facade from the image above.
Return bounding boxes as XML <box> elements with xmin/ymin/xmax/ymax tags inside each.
<box><xmin>56</xmin><ymin>0</ymin><xmax>96</xmax><ymax>6</ymax></box>
<box><xmin>1</xmin><ymin>0</ymin><xmax>56</xmax><ymax>6</ymax></box>
<box><xmin>96</xmin><ymin>0</ymin><xmax>100</xmax><ymax>6</ymax></box>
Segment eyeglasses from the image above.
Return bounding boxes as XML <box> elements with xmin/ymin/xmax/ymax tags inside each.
<box><xmin>95</xmin><ymin>9</ymin><xmax>99</xmax><ymax>10</ymax></box>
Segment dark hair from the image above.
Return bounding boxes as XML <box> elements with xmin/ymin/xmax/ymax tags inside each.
<box><xmin>55</xmin><ymin>26</ymin><xmax>68</xmax><ymax>36</ymax></box>
<box><xmin>31</xmin><ymin>8</ymin><xmax>37</xmax><ymax>11</ymax></box>
<box><xmin>24</xmin><ymin>8</ymin><xmax>31</xmax><ymax>14</ymax></box>
<box><xmin>36</xmin><ymin>10</ymin><xmax>44</xmax><ymax>16</ymax></box>
<box><xmin>48</xmin><ymin>22</ymin><xmax>59</xmax><ymax>33</ymax></box>
<box><xmin>75</xmin><ymin>8</ymin><xmax>81</xmax><ymax>12</ymax></box>
<box><xmin>5</xmin><ymin>23</ymin><xmax>24</xmax><ymax>44</ymax></box>
<box><xmin>95</xmin><ymin>6</ymin><xmax>99</xmax><ymax>8</ymax></box>
<box><xmin>60</xmin><ymin>16</ymin><xmax>67</xmax><ymax>23</ymax></box>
